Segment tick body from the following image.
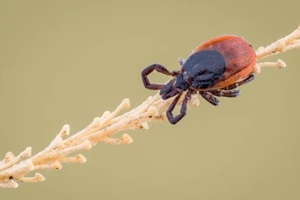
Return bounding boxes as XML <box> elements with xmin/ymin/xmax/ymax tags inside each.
<box><xmin>142</xmin><ymin>35</ymin><xmax>256</xmax><ymax>124</ymax></box>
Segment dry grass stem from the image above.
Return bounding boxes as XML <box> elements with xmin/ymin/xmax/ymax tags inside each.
<box><xmin>1</xmin><ymin>25</ymin><xmax>299</xmax><ymax>188</ymax></box>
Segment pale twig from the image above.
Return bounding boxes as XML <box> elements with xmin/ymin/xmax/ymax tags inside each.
<box><xmin>256</xmin><ymin>25</ymin><xmax>300</xmax><ymax>60</ymax></box>
<box><xmin>254</xmin><ymin>25</ymin><xmax>300</xmax><ymax>74</ymax></box>
<box><xmin>0</xmin><ymin>25</ymin><xmax>299</xmax><ymax>188</ymax></box>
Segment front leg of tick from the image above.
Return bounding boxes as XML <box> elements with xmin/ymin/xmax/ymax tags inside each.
<box><xmin>166</xmin><ymin>90</ymin><xmax>193</xmax><ymax>124</ymax></box>
<box><xmin>141</xmin><ymin>64</ymin><xmax>179</xmax><ymax>90</ymax></box>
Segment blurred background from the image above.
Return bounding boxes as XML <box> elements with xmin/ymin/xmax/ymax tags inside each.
<box><xmin>0</xmin><ymin>0</ymin><xmax>299</xmax><ymax>199</ymax></box>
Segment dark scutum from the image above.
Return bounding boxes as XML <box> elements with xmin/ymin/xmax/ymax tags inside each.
<box><xmin>182</xmin><ymin>50</ymin><xmax>226</xmax><ymax>89</ymax></box>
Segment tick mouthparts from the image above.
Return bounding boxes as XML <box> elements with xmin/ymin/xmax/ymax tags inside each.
<box><xmin>161</xmin><ymin>88</ymin><xmax>181</xmax><ymax>100</ymax></box>
<box><xmin>159</xmin><ymin>79</ymin><xmax>175</xmax><ymax>95</ymax></box>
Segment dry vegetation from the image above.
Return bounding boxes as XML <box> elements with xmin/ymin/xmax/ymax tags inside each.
<box><xmin>1</xmin><ymin>25</ymin><xmax>299</xmax><ymax>188</ymax></box>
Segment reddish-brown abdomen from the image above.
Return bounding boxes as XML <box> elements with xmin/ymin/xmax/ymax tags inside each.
<box><xmin>194</xmin><ymin>35</ymin><xmax>256</xmax><ymax>89</ymax></box>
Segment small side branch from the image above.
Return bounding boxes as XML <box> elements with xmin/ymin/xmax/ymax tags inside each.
<box><xmin>256</xmin><ymin>25</ymin><xmax>300</xmax><ymax>60</ymax></box>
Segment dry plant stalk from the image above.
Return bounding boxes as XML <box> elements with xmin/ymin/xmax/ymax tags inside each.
<box><xmin>1</xmin><ymin>25</ymin><xmax>299</xmax><ymax>189</ymax></box>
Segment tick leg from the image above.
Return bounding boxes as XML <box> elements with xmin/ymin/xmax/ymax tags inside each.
<box><xmin>222</xmin><ymin>74</ymin><xmax>255</xmax><ymax>90</ymax></box>
<box><xmin>209</xmin><ymin>74</ymin><xmax>254</xmax><ymax>98</ymax></box>
<box><xmin>200</xmin><ymin>75</ymin><xmax>255</xmax><ymax>106</ymax></box>
<box><xmin>210</xmin><ymin>89</ymin><xmax>240</xmax><ymax>98</ymax></box>
<box><xmin>166</xmin><ymin>90</ymin><xmax>192</xmax><ymax>124</ymax></box>
<box><xmin>141</xmin><ymin>64</ymin><xmax>179</xmax><ymax>90</ymax></box>
<box><xmin>199</xmin><ymin>91</ymin><xmax>220</xmax><ymax>106</ymax></box>
<box><xmin>178</xmin><ymin>57</ymin><xmax>186</xmax><ymax>66</ymax></box>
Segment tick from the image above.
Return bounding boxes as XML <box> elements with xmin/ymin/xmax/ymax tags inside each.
<box><xmin>141</xmin><ymin>35</ymin><xmax>256</xmax><ymax>124</ymax></box>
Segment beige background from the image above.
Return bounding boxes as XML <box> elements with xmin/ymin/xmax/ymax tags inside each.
<box><xmin>1</xmin><ymin>0</ymin><xmax>300</xmax><ymax>199</ymax></box>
